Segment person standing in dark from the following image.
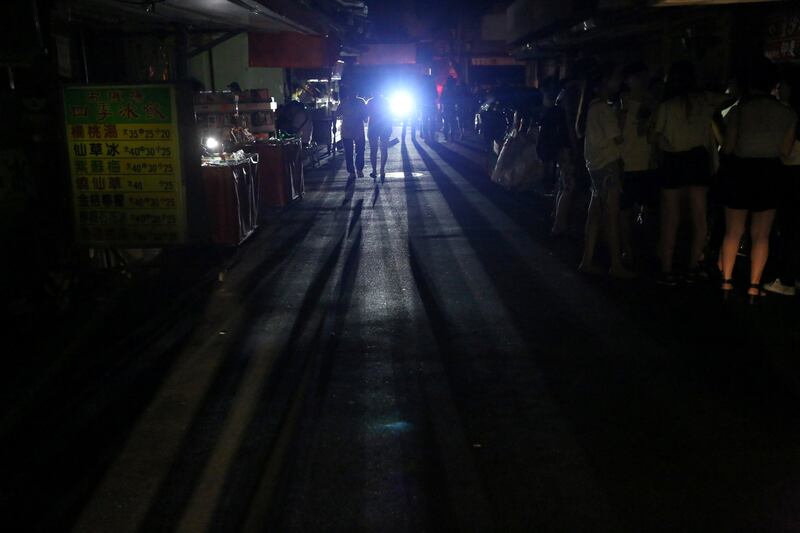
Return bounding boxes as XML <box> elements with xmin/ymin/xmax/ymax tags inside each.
<box><xmin>550</xmin><ymin>78</ymin><xmax>585</xmax><ymax>237</ymax></box>
<box><xmin>651</xmin><ymin>61</ymin><xmax>731</xmax><ymax>286</ymax></box>
<box><xmin>618</xmin><ymin>62</ymin><xmax>658</xmax><ymax>264</ymax></box>
<box><xmin>419</xmin><ymin>75</ymin><xmax>438</xmax><ymax>141</ymax></box>
<box><xmin>456</xmin><ymin>79</ymin><xmax>473</xmax><ymax>139</ymax></box>
<box><xmin>478</xmin><ymin>90</ymin><xmax>508</xmax><ymax>172</ymax></box>
<box><xmin>537</xmin><ymin>78</ymin><xmax>565</xmax><ymax>195</ymax></box>
<box><xmin>576</xmin><ymin>63</ymin><xmax>634</xmax><ymax>279</ymax></box>
<box><xmin>408</xmin><ymin>74</ymin><xmax>422</xmax><ymax>138</ymax></box>
<box><xmin>719</xmin><ymin>59</ymin><xmax>796</xmax><ymax>302</ymax></box>
<box><xmin>765</xmin><ymin>71</ymin><xmax>800</xmax><ymax>296</ymax></box>
<box><xmin>335</xmin><ymin>86</ymin><xmax>367</xmax><ymax>178</ymax></box>
<box><xmin>441</xmin><ymin>76</ymin><xmax>459</xmax><ymax>141</ymax></box>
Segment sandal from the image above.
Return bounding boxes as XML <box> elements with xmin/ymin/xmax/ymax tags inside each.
<box><xmin>746</xmin><ymin>282</ymin><xmax>766</xmax><ymax>305</ymax></box>
<box><xmin>720</xmin><ymin>278</ymin><xmax>734</xmax><ymax>300</ymax></box>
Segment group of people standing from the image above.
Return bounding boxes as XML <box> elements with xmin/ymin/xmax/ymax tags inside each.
<box><xmin>546</xmin><ymin>56</ymin><xmax>798</xmax><ymax>301</ymax></box>
<box><xmin>441</xmin><ymin>76</ymin><xmax>480</xmax><ymax>142</ymax></box>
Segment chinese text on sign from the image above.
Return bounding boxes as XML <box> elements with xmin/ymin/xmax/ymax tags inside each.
<box><xmin>64</xmin><ymin>85</ymin><xmax>186</xmax><ymax>246</ymax></box>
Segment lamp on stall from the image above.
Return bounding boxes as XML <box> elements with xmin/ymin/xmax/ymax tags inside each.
<box><xmin>203</xmin><ymin>136</ymin><xmax>221</xmax><ymax>155</ymax></box>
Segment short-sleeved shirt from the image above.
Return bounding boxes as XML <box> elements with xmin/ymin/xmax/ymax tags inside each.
<box><xmin>653</xmin><ymin>92</ymin><xmax>728</xmax><ymax>153</ymax></box>
<box><xmin>727</xmin><ymin>97</ymin><xmax>797</xmax><ymax>159</ymax></box>
<box><xmin>584</xmin><ymin>98</ymin><xmax>621</xmax><ymax>172</ymax></box>
<box><xmin>337</xmin><ymin>97</ymin><xmax>367</xmax><ymax>140</ymax></box>
<box><xmin>619</xmin><ymin>94</ymin><xmax>654</xmax><ymax>172</ymax></box>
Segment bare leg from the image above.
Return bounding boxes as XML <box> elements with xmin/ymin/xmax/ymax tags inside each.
<box><xmin>720</xmin><ymin>208</ymin><xmax>747</xmax><ymax>287</ymax></box>
<box><xmin>369</xmin><ymin>138</ymin><xmax>378</xmax><ymax>175</ymax></box>
<box><xmin>749</xmin><ymin>209</ymin><xmax>777</xmax><ymax>292</ymax></box>
<box><xmin>343</xmin><ymin>138</ymin><xmax>355</xmax><ymax>174</ymax></box>
<box><xmin>687</xmin><ymin>186</ymin><xmax>709</xmax><ymax>269</ymax></box>
<box><xmin>658</xmin><ymin>188</ymin><xmax>681</xmax><ymax>273</ymax></box>
<box><xmin>380</xmin><ymin>138</ymin><xmax>389</xmax><ymax>174</ymax></box>
<box><xmin>579</xmin><ymin>195</ymin><xmax>603</xmax><ymax>274</ymax></box>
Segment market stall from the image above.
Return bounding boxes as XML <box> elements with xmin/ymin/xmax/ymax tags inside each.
<box><xmin>200</xmin><ymin>151</ymin><xmax>259</xmax><ymax>245</ymax></box>
<box><xmin>251</xmin><ymin>137</ymin><xmax>304</xmax><ymax>211</ymax></box>
<box><xmin>62</xmin><ymin>82</ymin><xmax>305</xmax><ymax>250</ymax></box>
<box><xmin>195</xmin><ymin>89</ymin><xmax>279</xmax><ymax>244</ymax></box>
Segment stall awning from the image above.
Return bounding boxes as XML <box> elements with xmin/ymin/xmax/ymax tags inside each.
<box><xmin>73</xmin><ymin>0</ymin><xmax>320</xmax><ymax>34</ymax></box>
<box><xmin>248</xmin><ymin>32</ymin><xmax>339</xmax><ymax>68</ymax></box>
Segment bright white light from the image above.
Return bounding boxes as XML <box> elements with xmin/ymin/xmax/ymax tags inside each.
<box><xmin>389</xmin><ymin>91</ymin><xmax>414</xmax><ymax>117</ymax></box>
<box><xmin>205</xmin><ymin>137</ymin><xmax>220</xmax><ymax>150</ymax></box>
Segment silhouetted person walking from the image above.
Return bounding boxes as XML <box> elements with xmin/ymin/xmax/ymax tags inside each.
<box><xmin>368</xmin><ymin>93</ymin><xmax>392</xmax><ymax>178</ymax></box>
<box><xmin>336</xmin><ymin>87</ymin><xmax>367</xmax><ymax>177</ymax></box>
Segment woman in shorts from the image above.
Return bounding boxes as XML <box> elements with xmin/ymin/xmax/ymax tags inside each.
<box><xmin>651</xmin><ymin>61</ymin><xmax>732</xmax><ymax>285</ymax></box>
<box><xmin>719</xmin><ymin>59</ymin><xmax>797</xmax><ymax>302</ymax></box>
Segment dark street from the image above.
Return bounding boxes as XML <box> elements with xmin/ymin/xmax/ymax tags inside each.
<box><xmin>4</xmin><ymin>129</ymin><xmax>800</xmax><ymax>532</ymax></box>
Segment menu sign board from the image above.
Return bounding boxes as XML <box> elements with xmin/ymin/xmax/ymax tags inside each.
<box><xmin>63</xmin><ymin>85</ymin><xmax>186</xmax><ymax>246</ymax></box>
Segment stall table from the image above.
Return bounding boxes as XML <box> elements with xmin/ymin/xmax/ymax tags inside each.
<box><xmin>251</xmin><ymin>139</ymin><xmax>304</xmax><ymax>211</ymax></box>
<box><xmin>200</xmin><ymin>157</ymin><xmax>258</xmax><ymax>245</ymax></box>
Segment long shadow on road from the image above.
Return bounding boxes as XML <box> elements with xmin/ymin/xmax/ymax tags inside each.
<box><xmin>136</xmin><ymin>185</ymin><xmax>354</xmax><ymax>532</ymax></box>
<box><xmin>425</xmin><ymin>139</ymin><xmax>800</xmax><ymax>402</ymax></box>
<box><xmin>408</xmin><ymin>135</ymin><xmax>800</xmax><ymax>532</ymax></box>
<box><xmin>400</xmin><ymin>137</ymin><xmax>495</xmax><ymax>531</ymax></box>
<box><xmin>135</xmin><ymin>171</ymin><xmax>370</xmax><ymax>533</ymax></box>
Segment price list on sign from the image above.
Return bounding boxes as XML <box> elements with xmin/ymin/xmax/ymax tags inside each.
<box><xmin>63</xmin><ymin>85</ymin><xmax>186</xmax><ymax>246</ymax></box>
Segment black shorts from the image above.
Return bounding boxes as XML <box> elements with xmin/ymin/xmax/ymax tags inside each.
<box><xmin>660</xmin><ymin>146</ymin><xmax>711</xmax><ymax>189</ymax></box>
<box><xmin>720</xmin><ymin>156</ymin><xmax>782</xmax><ymax>212</ymax></box>
<box><xmin>621</xmin><ymin>170</ymin><xmax>659</xmax><ymax>209</ymax></box>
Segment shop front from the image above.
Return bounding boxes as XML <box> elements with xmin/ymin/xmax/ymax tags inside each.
<box><xmin>55</xmin><ymin>22</ymin><xmax>347</xmax><ymax>249</ymax></box>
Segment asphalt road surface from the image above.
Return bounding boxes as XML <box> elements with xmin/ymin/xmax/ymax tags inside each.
<box><xmin>4</xmin><ymin>130</ymin><xmax>800</xmax><ymax>533</ymax></box>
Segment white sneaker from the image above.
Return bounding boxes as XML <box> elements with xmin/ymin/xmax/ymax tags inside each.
<box><xmin>764</xmin><ymin>278</ymin><xmax>796</xmax><ymax>296</ymax></box>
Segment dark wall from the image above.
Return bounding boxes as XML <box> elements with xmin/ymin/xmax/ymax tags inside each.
<box><xmin>0</xmin><ymin>0</ymin><xmax>46</xmax><ymax>66</ymax></box>
<box><xmin>83</xmin><ymin>30</ymin><xmax>128</xmax><ymax>83</ymax></box>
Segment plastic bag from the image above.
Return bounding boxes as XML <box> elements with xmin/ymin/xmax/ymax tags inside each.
<box><xmin>491</xmin><ymin>129</ymin><xmax>546</xmax><ymax>191</ymax></box>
